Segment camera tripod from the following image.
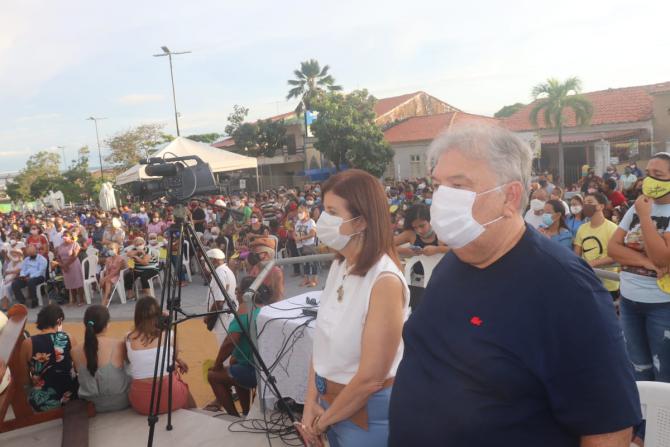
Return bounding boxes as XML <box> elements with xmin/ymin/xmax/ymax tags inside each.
<box><xmin>146</xmin><ymin>202</ymin><xmax>301</xmax><ymax>447</ymax></box>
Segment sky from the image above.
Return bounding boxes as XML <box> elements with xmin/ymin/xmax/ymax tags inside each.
<box><xmin>1</xmin><ymin>0</ymin><xmax>669</xmax><ymax>172</ymax></box>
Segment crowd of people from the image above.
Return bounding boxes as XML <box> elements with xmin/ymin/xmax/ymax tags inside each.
<box><xmin>0</xmin><ymin>173</ymin><xmax>440</xmax><ymax>421</ymax></box>
<box><xmin>3</xmin><ymin>126</ymin><xmax>669</xmax><ymax>446</ymax></box>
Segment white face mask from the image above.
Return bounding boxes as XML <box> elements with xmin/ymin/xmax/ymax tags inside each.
<box><xmin>530</xmin><ymin>199</ymin><xmax>545</xmax><ymax>211</ymax></box>
<box><xmin>316</xmin><ymin>211</ymin><xmax>360</xmax><ymax>251</ymax></box>
<box><xmin>430</xmin><ymin>185</ymin><xmax>504</xmax><ymax>249</ymax></box>
<box><xmin>570</xmin><ymin>205</ymin><xmax>582</xmax><ymax>215</ymax></box>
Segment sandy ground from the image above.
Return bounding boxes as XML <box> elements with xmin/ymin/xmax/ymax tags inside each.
<box><xmin>26</xmin><ymin>319</ymin><xmax>220</xmax><ymax>407</ymax></box>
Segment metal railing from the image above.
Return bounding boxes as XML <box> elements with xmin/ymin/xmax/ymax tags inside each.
<box><xmin>593</xmin><ymin>268</ymin><xmax>620</xmax><ymax>282</ymax></box>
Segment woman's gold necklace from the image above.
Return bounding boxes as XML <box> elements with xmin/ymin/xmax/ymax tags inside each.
<box><xmin>336</xmin><ymin>268</ymin><xmax>350</xmax><ymax>302</ymax></box>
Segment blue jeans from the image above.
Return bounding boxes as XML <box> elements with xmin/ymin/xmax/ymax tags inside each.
<box><xmin>620</xmin><ymin>297</ymin><xmax>670</xmax><ymax>381</ymax></box>
<box><xmin>319</xmin><ymin>387</ymin><xmax>392</xmax><ymax>447</ymax></box>
<box><xmin>620</xmin><ymin>297</ymin><xmax>670</xmax><ymax>439</ymax></box>
<box><xmin>299</xmin><ymin>245</ymin><xmax>317</xmax><ymax>276</ymax></box>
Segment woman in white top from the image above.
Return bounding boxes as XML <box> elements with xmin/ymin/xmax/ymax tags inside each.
<box><xmin>294</xmin><ymin>205</ymin><xmax>319</xmax><ymax>287</ymax></box>
<box><xmin>300</xmin><ymin>169</ymin><xmax>409</xmax><ymax>447</ymax></box>
<box><xmin>125</xmin><ymin>297</ymin><xmax>196</xmax><ymax>415</ymax></box>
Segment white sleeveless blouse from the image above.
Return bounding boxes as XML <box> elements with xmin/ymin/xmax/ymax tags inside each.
<box><xmin>313</xmin><ymin>254</ymin><xmax>410</xmax><ymax>384</ymax></box>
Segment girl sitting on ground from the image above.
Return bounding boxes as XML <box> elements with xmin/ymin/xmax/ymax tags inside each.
<box><xmin>126</xmin><ymin>296</ymin><xmax>196</xmax><ymax>415</ymax></box>
<box><xmin>72</xmin><ymin>305</ymin><xmax>130</xmax><ymax>412</ymax></box>
<box><xmin>20</xmin><ymin>304</ymin><xmax>79</xmax><ymax>412</ymax></box>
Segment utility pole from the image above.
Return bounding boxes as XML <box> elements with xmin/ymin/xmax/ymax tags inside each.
<box><xmin>86</xmin><ymin>116</ymin><xmax>107</xmax><ymax>182</ymax></box>
<box><xmin>153</xmin><ymin>46</ymin><xmax>191</xmax><ymax>136</ymax></box>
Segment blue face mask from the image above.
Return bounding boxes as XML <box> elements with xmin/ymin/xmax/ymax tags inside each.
<box><xmin>541</xmin><ymin>213</ymin><xmax>554</xmax><ymax>227</ymax></box>
<box><xmin>425</xmin><ymin>198</ymin><xmax>432</xmax><ymax>206</ymax></box>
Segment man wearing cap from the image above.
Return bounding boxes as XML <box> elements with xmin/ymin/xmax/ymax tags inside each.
<box><xmin>206</xmin><ymin>248</ymin><xmax>238</xmax><ymax>346</ymax></box>
<box><xmin>249</xmin><ymin>238</ymin><xmax>284</xmax><ymax>302</ymax></box>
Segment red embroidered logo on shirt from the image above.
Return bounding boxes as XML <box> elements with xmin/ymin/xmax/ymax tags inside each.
<box><xmin>470</xmin><ymin>316</ymin><xmax>483</xmax><ymax>327</ymax></box>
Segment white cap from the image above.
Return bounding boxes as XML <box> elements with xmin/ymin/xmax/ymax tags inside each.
<box><xmin>215</xmin><ymin>199</ymin><xmax>226</xmax><ymax>207</ymax></box>
<box><xmin>206</xmin><ymin>248</ymin><xmax>225</xmax><ymax>260</ymax></box>
<box><xmin>112</xmin><ymin>217</ymin><xmax>122</xmax><ymax>229</ymax></box>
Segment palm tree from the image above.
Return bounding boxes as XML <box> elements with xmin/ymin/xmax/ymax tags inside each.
<box><xmin>287</xmin><ymin>59</ymin><xmax>342</xmax><ymax>112</ymax></box>
<box><xmin>530</xmin><ymin>77</ymin><xmax>593</xmax><ymax>186</ymax></box>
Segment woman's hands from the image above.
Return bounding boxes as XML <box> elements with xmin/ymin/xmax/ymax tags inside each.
<box><xmin>300</xmin><ymin>399</ymin><xmax>327</xmax><ymax>444</ymax></box>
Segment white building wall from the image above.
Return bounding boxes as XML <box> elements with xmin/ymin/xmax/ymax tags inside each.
<box><xmin>389</xmin><ymin>142</ymin><xmax>431</xmax><ymax>180</ymax></box>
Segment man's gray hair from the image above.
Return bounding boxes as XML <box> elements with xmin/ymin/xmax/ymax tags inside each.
<box><xmin>428</xmin><ymin>123</ymin><xmax>533</xmax><ymax>211</ymax></box>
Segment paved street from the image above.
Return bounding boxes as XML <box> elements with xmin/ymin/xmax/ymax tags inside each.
<box><xmin>24</xmin><ymin>263</ymin><xmax>330</xmax><ymax>323</ymax></box>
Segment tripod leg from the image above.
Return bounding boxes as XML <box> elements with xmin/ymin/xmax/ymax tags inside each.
<box><xmin>146</xmin><ymin>221</ymin><xmax>179</xmax><ymax>446</ymax></box>
<box><xmin>166</xmin><ymin>221</ymin><xmax>186</xmax><ymax>430</ymax></box>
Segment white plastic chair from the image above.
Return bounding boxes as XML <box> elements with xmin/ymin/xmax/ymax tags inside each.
<box><xmin>182</xmin><ymin>240</ymin><xmax>192</xmax><ymax>282</ymax></box>
<box><xmin>637</xmin><ymin>380</ymin><xmax>670</xmax><ymax>446</ymax></box>
<box><xmin>134</xmin><ymin>272</ymin><xmax>162</xmax><ymax>299</ymax></box>
<box><xmin>35</xmin><ymin>282</ymin><xmax>48</xmax><ymax>306</ymax></box>
<box><xmin>85</xmin><ymin>245</ymin><xmax>99</xmax><ymax>259</ymax></box>
<box><xmin>269</xmin><ymin>235</ymin><xmax>280</xmax><ymax>260</ymax></box>
<box><xmin>107</xmin><ymin>267</ymin><xmax>129</xmax><ymax>307</ymax></box>
<box><xmin>403</xmin><ymin>254</ymin><xmax>444</xmax><ymax>288</ymax></box>
<box><xmin>82</xmin><ymin>256</ymin><xmax>99</xmax><ymax>304</ymax></box>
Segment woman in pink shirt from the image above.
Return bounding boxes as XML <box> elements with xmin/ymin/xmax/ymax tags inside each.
<box><xmin>146</xmin><ymin>213</ymin><xmax>166</xmax><ymax>237</ymax></box>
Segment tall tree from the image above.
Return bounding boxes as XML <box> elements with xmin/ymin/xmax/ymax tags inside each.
<box><xmin>55</xmin><ymin>146</ymin><xmax>97</xmax><ymax>202</ymax></box>
<box><xmin>233</xmin><ymin>123</ymin><xmax>260</xmax><ymax>153</ymax></box>
<box><xmin>7</xmin><ymin>151</ymin><xmax>62</xmax><ymax>201</ymax></box>
<box><xmin>286</xmin><ymin>59</ymin><xmax>342</xmax><ymax>112</ymax></box>
<box><xmin>105</xmin><ymin>123</ymin><xmax>174</xmax><ymax>170</ymax></box>
<box><xmin>494</xmin><ymin>102</ymin><xmax>525</xmax><ymax>118</ymax></box>
<box><xmin>256</xmin><ymin>119</ymin><xmax>287</xmax><ymax>158</ymax></box>
<box><xmin>311</xmin><ymin>89</ymin><xmax>393</xmax><ymax>177</ymax></box>
<box><xmin>224</xmin><ymin>105</ymin><xmax>249</xmax><ymax>137</ymax></box>
<box><xmin>186</xmin><ymin>133</ymin><xmax>222</xmax><ymax>144</ymax></box>
<box><xmin>530</xmin><ymin>77</ymin><xmax>593</xmax><ymax>186</ymax></box>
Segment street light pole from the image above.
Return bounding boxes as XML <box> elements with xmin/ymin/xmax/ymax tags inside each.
<box><xmin>86</xmin><ymin>116</ymin><xmax>107</xmax><ymax>182</ymax></box>
<box><xmin>153</xmin><ymin>46</ymin><xmax>191</xmax><ymax>137</ymax></box>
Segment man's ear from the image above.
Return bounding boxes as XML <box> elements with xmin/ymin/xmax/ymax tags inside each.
<box><xmin>503</xmin><ymin>182</ymin><xmax>524</xmax><ymax>217</ymax></box>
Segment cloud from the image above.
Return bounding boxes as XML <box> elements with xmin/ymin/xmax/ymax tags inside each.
<box><xmin>15</xmin><ymin>113</ymin><xmax>61</xmax><ymax>123</ymax></box>
<box><xmin>0</xmin><ymin>150</ymin><xmax>27</xmax><ymax>157</ymax></box>
<box><xmin>118</xmin><ymin>94</ymin><xmax>164</xmax><ymax>105</ymax></box>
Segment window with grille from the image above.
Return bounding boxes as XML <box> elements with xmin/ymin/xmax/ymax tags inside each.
<box><xmin>410</xmin><ymin>154</ymin><xmax>423</xmax><ymax>179</ymax></box>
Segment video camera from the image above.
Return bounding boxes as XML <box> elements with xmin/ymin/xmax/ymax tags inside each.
<box><xmin>132</xmin><ymin>155</ymin><xmax>222</xmax><ymax>203</ymax></box>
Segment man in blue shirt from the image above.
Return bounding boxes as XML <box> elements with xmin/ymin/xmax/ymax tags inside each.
<box><xmin>12</xmin><ymin>245</ymin><xmax>48</xmax><ymax>308</ymax></box>
<box><xmin>389</xmin><ymin>125</ymin><xmax>641</xmax><ymax>447</ymax></box>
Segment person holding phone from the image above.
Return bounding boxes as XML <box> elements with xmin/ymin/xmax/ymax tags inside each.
<box><xmin>393</xmin><ymin>204</ymin><xmax>449</xmax><ymax>258</ymax></box>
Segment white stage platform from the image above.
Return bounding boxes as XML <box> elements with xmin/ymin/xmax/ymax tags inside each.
<box><xmin>1</xmin><ymin>405</ymin><xmax>297</xmax><ymax>447</ymax></box>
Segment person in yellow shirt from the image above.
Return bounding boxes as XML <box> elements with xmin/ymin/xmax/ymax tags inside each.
<box><xmin>574</xmin><ymin>192</ymin><xmax>620</xmax><ymax>300</ymax></box>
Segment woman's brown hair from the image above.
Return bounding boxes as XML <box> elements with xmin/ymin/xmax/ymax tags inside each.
<box><xmin>321</xmin><ymin>169</ymin><xmax>400</xmax><ymax>276</ymax></box>
<box><xmin>130</xmin><ymin>296</ymin><xmax>161</xmax><ymax>346</ymax></box>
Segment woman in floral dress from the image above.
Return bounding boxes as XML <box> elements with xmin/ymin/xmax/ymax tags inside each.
<box><xmin>20</xmin><ymin>304</ymin><xmax>78</xmax><ymax>411</ymax></box>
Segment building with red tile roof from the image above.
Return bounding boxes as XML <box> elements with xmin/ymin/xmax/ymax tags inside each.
<box><xmin>384</xmin><ymin>112</ymin><xmax>499</xmax><ymax>145</ymax></box>
<box><xmin>502</xmin><ymin>82</ymin><xmax>670</xmax><ymax>186</ymax></box>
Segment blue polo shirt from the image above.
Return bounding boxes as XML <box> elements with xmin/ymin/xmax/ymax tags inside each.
<box><xmin>389</xmin><ymin>226</ymin><xmax>641</xmax><ymax>446</ymax></box>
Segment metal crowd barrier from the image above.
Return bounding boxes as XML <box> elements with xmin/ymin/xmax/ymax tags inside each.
<box><xmin>593</xmin><ymin>268</ymin><xmax>620</xmax><ymax>282</ymax></box>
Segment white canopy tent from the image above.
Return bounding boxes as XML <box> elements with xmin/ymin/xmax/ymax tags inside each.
<box><xmin>115</xmin><ymin>137</ymin><xmax>259</xmax><ymax>189</ymax></box>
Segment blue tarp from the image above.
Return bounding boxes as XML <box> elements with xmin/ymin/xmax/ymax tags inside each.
<box><xmin>298</xmin><ymin>165</ymin><xmax>348</xmax><ymax>181</ymax></box>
